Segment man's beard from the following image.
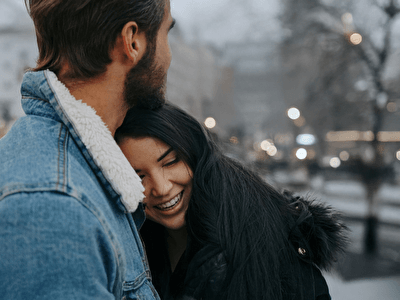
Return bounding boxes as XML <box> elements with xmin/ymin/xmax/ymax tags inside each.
<box><xmin>123</xmin><ymin>44</ymin><xmax>167</xmax><ymax>110</ymax></box>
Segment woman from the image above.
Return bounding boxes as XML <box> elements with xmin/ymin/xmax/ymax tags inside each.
<box><xmin>115</xmin><ymin>103</ymin><xmax>347</xmax><ymax>300</ymax></box>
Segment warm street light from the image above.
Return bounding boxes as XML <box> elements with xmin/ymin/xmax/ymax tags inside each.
<box><xmin>230</xmin><ymin>136</ymin><xmax>239</xmax><ymax>144</ymax></box>
<box><xmin>204</xmin><ymin>117</ymin><xmax>216</xmax><ymax>129</ymax></box>
<box><xmin>339</xmin><ymin>151</ymin><xmax>350</xmax><ymax>161</ymax></box>
<box><xmin>349</xmin><ymin>33</ymin><xmax>362</xmax><ymax>45</ymax></box>
<box><xmin>260</xmin><ymin>140</ymin><xmax>273</xmax><ymax>151</ymax></box>
<box><xmin>261</xmin><ymin>140</ymin><xmax>278</xmax><ymax>156</ymax></box>
<box><xmin>330</xmin><ymin>157</ymin><xmax>341</xmax><ymax>168</ymax></box>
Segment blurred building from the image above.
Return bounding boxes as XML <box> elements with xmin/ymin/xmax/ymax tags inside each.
<box><xmin>0</xmin><ymin>5</ymin><xmax>224</xmax><ymax>138</ymax></box>
<box><xmin>211</xmin><ymin>38</ymin><xmax>295</xmax><ymax>168</ymax></box>
<box><xmin>166</xmin><ymin>24</ymin><xmax>221</xmax><ymax>122</ymax></box>
<box><xmin>279</xmin><ymin>0</ymin><xmax>400</xmax><ymax>172</ymax></box>
<box><xmin>220</xmin><ymin>39</ymin><xmax>291</xmax><ymax>138</ymax></box>
<box><xmin>0</xmin><ymin>0</ymin><xmax>37</xmax><ymax>132</ymax></box>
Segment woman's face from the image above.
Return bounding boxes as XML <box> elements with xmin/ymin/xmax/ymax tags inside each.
<box><xmin>119</xmin><ymin>136</ymin><xmax>193</xmax><ymax>230</ymax></box>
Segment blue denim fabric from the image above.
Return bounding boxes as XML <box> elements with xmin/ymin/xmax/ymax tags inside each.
<box><xmin>0</xmin><ymin>71</ymin><xmax>160</xmax><ymax>300</ymax></box>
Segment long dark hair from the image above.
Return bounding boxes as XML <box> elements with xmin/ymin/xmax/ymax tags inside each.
<box><xmin>115</xmin><ymin>103</ymin><xmax>346</xmax><ymax>300</ymax></box>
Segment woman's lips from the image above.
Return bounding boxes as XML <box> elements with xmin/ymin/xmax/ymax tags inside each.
<box><xmin>155</xmin><ymin>191</ymin><xmax>183</xmax><ymax>211</ymax></box>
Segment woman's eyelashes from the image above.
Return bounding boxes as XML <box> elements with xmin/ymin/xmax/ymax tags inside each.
<box><xmin>136</xmin><ymin>156</ymin><xmax>180</xmax><ymax>179</ymax></box>
<box><xmin>163</xmin><ymin>156</ymin><xmax>180</xmax><ymax>167</ymax></box>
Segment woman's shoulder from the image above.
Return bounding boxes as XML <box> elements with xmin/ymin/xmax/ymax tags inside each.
<box><xmin>298</xmin><ymin>261</ymin><xmax>331</xmax><ymax>300</ymax></box>
<box><xmin>284</xmin><ymin>191</ymin><xmax>348</xmax><ymax>271</ymax></box>
<box><xmin>181</xmin><ymin>244</ymin><xmax>227</xmax><ymax>300</ymax></box>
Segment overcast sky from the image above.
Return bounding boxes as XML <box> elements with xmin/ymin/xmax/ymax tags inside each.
<box><xmin>170</xmin><ymin>0</ymin><xmax>282</xmax><ymax>46</ymax></box>
<box><xmin>5</xmin><ymin>0</ymin><xmax>282</xmax><ymax>47</ymax></box>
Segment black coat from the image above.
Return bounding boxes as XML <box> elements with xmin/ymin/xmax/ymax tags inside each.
<box><xmin>141</xmin><ymin>196</ymin><xmax>345</xmax><ymax>300</ymax></box>
<box><xmin>179</xmin><ymin>244</ymin><xmax>331</xmax><ymax>300</ymax></box>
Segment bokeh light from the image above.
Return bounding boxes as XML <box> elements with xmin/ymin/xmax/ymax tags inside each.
<box><xmin>260</xmin><ymin>140</ymin><xmax>278</xmax><ymax>156</ymax></box>
<box><xmin>204</xmin><ymin>117</ymin><xmax>216</xmax><ymax>129</ymax></box>
<box><xmin>396</xmin><ymin>151</ymin><xmax>400</xmax><ymax>161</ymax></box>
<box><xmin>287</xmin><ymin>107</ymin><xmax>300</xmax><ymax>120</ymax></box>
<box><xmin>260</xmin><ymin>140</ymin><xmax>273</xmax><ymax>151</ymax></box>
<box><xmin>266</xmin><ymin>145</ymin><xmax>278</xmax><ymax>156</ymax></box>
<box><xmin>342</xmin><ymin>13</ymin><xmax>353</xmax><ymax>24</ymax></box>
<box><xmin>330</xmin><ymin>157</ymin><xmax>341</xmax><ymax>168</ymax></box>
<box><xmin>387</xmin><ymin>102</ymin><xmax>397</xmax><ymax>113</ymax></box>
<box><xmin>230</xmin><ymin>136</ymin><xmax>239</xmax><ymax>144</ymax></box>
<box><xmin>339</xmin><ymin>151</ymin><xmax>350</xmax><ymax>161</ymax></box>
<box><xmin>296</xmin><ymin>134</ymin><xmax>316</xmax><ymax>145</ymax></box>
<box><xmin>296</xmin><ymin>148</ymin><xmax>307</xmax><ymax>160</ymax></box>
<box><xmin>349</xmin><ymin>33</ymin><xmax>362</xmax><ymax>45</ymax></box>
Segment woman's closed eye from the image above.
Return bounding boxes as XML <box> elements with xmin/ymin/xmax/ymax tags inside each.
<box><xmin>135</xmin><ymin>156</ymin><xmax>180</xmax><ymax>180</ymax></box>
<box><xmin>163</xmin><ymin>157</ymin><xmax>180</xmax><ymax>167</ymax></box>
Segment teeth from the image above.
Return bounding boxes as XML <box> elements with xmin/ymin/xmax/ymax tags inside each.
<box><xmin>156</xmin><ymin>192</ymin><xmax>182</xmax><ymax>210</ymax></box>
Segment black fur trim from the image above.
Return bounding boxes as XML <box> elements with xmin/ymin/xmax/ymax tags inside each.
<box><xmin>284</xmin><ymin>190</ymin><xmax>349</xmax><ymax>270</ymax></box>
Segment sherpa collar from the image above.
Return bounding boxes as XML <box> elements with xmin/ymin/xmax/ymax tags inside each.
<box><xmin>45</xmin><ymin>70</ymin><xmax>145</xmax><ymax>213</ymax></box>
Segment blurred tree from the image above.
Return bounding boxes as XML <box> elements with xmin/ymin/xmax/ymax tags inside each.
<box><xmin>281</xmin><ymin>0</ymin><xmax>400</xmax><ymax>254</ymax></box>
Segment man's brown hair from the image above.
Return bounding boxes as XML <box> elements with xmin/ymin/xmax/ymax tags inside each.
<box><xmin>25</xmin><ymin>0</ymin><xmax>165</xmax><ymax>79</ymax></box>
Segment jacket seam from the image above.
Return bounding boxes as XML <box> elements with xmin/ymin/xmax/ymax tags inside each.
<box><xmin>63</xmin><ymin>127</ymin><xmax>68</xmax><ymax>191</ymax></box>
<box><xmin>56</xmin><ymin>124</ymin><xmax>68</xmax><ymax>192</ymax></box>
<box><xmin>21</xmin><ymin>96</ymin><xmax>49</xmax><ymax>103</ymax></box>
<box><xmin>56</xmin><ymin>125</ymin><xmax>62</xmax><ymax>190</ymax></box>
<box><xmin>0</xmin><ymin>186</ymin><xmax>122</xmax><ymax>277</ymax></box>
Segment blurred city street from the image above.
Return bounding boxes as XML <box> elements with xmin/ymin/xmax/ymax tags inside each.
<box><xmin>299</xmin><ymin>179</ymin><xmax>400</xmax><ymax>299</ymax></box>
<box><xmin>325</xmin><ymin>272</ymin><xmax>400</xmax><ymax>300</ymax></box>
<box><xmin>2</xmin><ymin>0</ymin><xmax>400</xmax><ymax>298</ymax></box>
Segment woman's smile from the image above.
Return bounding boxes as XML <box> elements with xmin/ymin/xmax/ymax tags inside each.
<box><xmin>119</xmin><ymin>136</ymin><xmax>193</xmax><ymax>230</ymax></box>
<box><xmin>154</xmin><ymin>190</ymin><xmax>184</xmax><ymax>211</ymax></box>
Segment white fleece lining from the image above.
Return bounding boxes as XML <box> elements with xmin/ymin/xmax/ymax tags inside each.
<box><xmin>46</xmin><ymin>70</ymin><xmax>145</xmax><ymax>212</ymax></box>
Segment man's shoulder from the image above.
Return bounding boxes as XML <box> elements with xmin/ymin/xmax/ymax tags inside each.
<box><xmin>4</xmin><ymin>113</ymin><xmax>92</xmax><ymax>184</ymax></box>
<box><xmin>0</xmin><ymin>190</ymin><xmax>100</xmax><ymax>226</ymax></box>
<box><xmin>0</xmin><ymin>191</ymin><xmax>124</xmax><ymax>300</ymax></box>
<box><xmin>1</xmin><ymin>119</ymin><xmax>63</xmax><ymax>181</ymax></box>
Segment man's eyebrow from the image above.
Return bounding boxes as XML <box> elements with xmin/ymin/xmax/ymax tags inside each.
<box><xmin>169</xmin><ymin>19</ymin><xmax>176</xmax><ymax>31</ymax></box>
<box><xmin>157</xmin><ymin>147</ymin><xmax>174</xmax><ymax>162</ymax></box>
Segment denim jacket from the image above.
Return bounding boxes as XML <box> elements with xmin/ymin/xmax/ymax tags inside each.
<box><xmin>0</xmin><ymin>70</ymin><xmax>160</xmax><ymax>300</ymax></box>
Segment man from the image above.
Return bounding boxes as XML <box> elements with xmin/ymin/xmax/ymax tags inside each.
<box><xmin>0</xmin><ymin>0</ymin><xmax>175</xmax><ymax>299</ymax></box>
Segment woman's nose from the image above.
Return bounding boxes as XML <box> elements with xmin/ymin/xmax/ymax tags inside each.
<box><xmin>150</xmin><ymin>173</ymin><xmax>173</xmax><ymax>197</ymax></box>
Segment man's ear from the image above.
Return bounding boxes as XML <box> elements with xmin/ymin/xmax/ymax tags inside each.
<box><xmin>120</xmin><ymin>21</ymin><xmax>147</xmax><ymax>66</ymax></box>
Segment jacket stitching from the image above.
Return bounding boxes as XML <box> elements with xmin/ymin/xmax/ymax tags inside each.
<box><xmin>44</xmin><ymin>70</ymin><xmax>144</xmax><ymax>212</ymax></box>
<box><xmin>56</xmin><ymin>125</ymin><xmax>62</xmax><ymax>190</ymax></box>
<box><xmin>0</xmin><ymin>186</ymin><xmax>123</xmax><ymax>281</ymax></box>
<box><xmin>21</xmin><ymin>96</ymin><xmax>49</xmax><ymax>103</ymax></box>
<box><xmin>63</xmin><ymin>129</ymin><xmax>68</xmax><ymax>193</ymax></box>
<box><xmin>56</xmin><ymin>124</ymin><xmax>68</xmax><ymax>192</ymax></box>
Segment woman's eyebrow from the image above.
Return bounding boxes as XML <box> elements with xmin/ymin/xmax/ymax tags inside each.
<box><xmin>157</xmin><ymin>147</ymin><xmax>174</xmax><ymax>162</ymax></box>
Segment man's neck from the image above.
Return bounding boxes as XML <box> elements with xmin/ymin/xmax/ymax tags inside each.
<box><xmin>59</xmin><ymin>67</ymin><xmax>129</xmax><ymax>136</ymax></box>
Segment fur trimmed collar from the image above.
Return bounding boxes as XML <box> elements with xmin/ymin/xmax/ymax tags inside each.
<box><xmin>46</xmin><ymin>70</ymin><xmax>144</xmax><ymax>212</ymax></box>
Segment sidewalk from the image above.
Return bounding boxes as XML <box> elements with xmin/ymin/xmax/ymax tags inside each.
<box><xmin>311</xmin><ymin>180</ymin><xmax>400</xmax><ymax>299</ymax></box>
<box><xmin>310</xmin><ymin>180</ymin><xmax>400</xmax><ymax>226</ymax></box>
<box><xmin>324</xmin><ymin>272</ymin><xmax>400</xmax><ymax>300</ymax></box>
<box><xmin>292</xmin><ymin>179</ymin><xmax>400</xmax><ymax>298</ymax></box>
